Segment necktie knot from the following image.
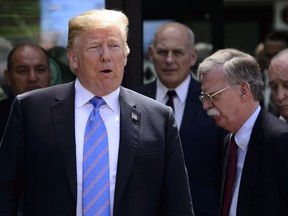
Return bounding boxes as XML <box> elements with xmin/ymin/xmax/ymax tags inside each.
<box><xmin>230</xmin><ymin>135</ymin><xmax>238</xmax><ymax>154</ymax></box>
<box><xmin>166</xmin><ymin>90</ymin><xmax>176</xmax><ymax>111</ymax></box>
<box><xmin>90</xmin><ymin>96</ymin><xmax>106</xmax><ymax>109</ymax></box>
<box><xmin>167</xmin><ymin>90</ymin><xmax>176</xmax><ymax>98</ymax></box>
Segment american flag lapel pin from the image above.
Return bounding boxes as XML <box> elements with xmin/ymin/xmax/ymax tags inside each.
<box><xmin>131</xmin><ymin>112</ymin><xmax>139</xmax><ymax>121</ymax></box>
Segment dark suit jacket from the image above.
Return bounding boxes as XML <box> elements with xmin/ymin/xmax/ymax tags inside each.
<box><xmin>133</xmin><ymin>75</ymin><xmax>228</xmax><ymax>216</ymax></box>
<box><xmin>0</xmin><ymin>96</ymin><xmax>14</xmax><ymax>140</ymax></box>
<box><xmin>0</xmin><ymin>82</ymin><xmax>194</xmax><ymax>216</ymax></box>
<box><xmin>220</xmin><ymin>109</ymin><xmax>288</xmax><ymax>216</ymax></box>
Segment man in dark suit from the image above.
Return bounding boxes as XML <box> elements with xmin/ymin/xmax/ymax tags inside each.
<box><xmin>0</xmin><ymin>9</ymin><xmax>194</xmax><ymax>216</ymax></box>
<box><xmin>198</xmin><ymin>48</ymin><xmax>288</xmax><ymax>216</ymax></box>
<box><xmin>133</xmin><ymin>22</ymin><xmax>227</xmax><ymax>216</ymax></box>
<box><xmin>0</xmin><ymin>43</ymin><xmax>51</xmax><ymax>140</ymax></box>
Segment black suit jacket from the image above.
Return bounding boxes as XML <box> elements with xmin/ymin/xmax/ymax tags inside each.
<box><xmin>133</xmin><ymin>75</ymin><xmax>228</xmax><ymax>216</ymax></box>
<box><xmin>0</xmin><ymin>82</ymin><xmax>194</xmax><ymax>216</ymax></box>
<box><xmin>0</xmin><ymin>96</ymin><xmax>14</xmax><ymax>140</ymax></box>
<box><xmin>220</xmin><ymin>109</ymin><xmax>288</xmax><ymax>216</ymax></box>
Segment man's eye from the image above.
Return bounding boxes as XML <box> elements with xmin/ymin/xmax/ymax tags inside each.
<box><xmin>89</xmin><ymin>45</ymin><xmax>100</xmax><ymax>49</ymax></box>
<box><xmin>157</xmin><ymin>50</ymin><xmax>167</xmax><ymax>56</ymax></box>
<box><xmin>36</xmin><ymin>67</ymin><xmax>47</xmax><ymax>74</ymax></box>
<box><xmin>173</xmin><ymin>51</ymin><xmax>184</xmax><ymax>56</ymax></box>
<box><xmin>16</xmin><ymin>69</ymin><xmax>28</xmax><ymax>75</ymax></box>
<box><xmin>269</xmin><ymin>83</ymin><xmax>277</xmax><ymax>90</ymax></box>
<box><xmin>110</xmin><ymin>44</ymin><xmax>120</xmax><ymax>49</ymax></box>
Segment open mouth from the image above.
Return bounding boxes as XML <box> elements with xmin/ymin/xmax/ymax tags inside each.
<box><xmin>101</xmin><ymin>69</ymin><xmax>112</xmax><ymax>73</ymax></box>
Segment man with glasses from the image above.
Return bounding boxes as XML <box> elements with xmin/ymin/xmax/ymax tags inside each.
<box><xmin>198</xmin><ymin>48</ymin><xmax>288</xmax><ymax>216</ymax></box>
<box><xmin>199</xmin><ymin>86</ymin><xmax>231</xmax><ymax>104</ymax></box>
<box><xmin>134</xmin><ymin>22</ymin><xmax>227</xmax><ymax>216</ymax></box>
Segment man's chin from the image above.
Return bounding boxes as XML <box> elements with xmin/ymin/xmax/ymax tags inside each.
<box><xmin>25</xmin><ymin>86</ymin><xmax>40</xmax><ymax>92</ymax></box>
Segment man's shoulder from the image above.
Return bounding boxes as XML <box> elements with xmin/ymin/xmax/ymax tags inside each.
<box><xmin>122</xmin><ymin>86</ymin><xmax>156</xmax><ymax>101</ymax></box>
<box><xmin>19</xmin><ymin>82</ymin><xmax>74</xmax><ymax>99</ymax></box>
<box><xmin>121</xmin><ymin>86</ymin><xmax>169</xmax><ymax>109</ymax></box>
<box><xmin>257</xmin><ymin>109</ymin><xmax>288</xmax><ymax>135</ymax></box>
<box><xmin>132</xmin><ymin>81</ymin><xmax>156</xmax><ymax>93</ymax></box>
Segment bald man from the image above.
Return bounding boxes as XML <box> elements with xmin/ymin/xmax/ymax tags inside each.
<box><xmin>268</xmin><ymin>48</ymin><xmax>288</xmax><ymax>123</ymax></box>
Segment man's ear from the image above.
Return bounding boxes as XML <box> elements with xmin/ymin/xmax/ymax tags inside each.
<box><xmin>148</xmin><ymin>45</ymin><xmax>154</xmax><ymax>61</ymax></box>
<box><xmin>4</xmin><ymin>69</ymin><xmax>11</xmax><ymax>87</ymax></box>
<box><xmin>240</xmin><ymin>82</ymin><xmax>250</xmax><ymax>98</ymax></box>
<box><xmin>67</xmin><ymin>49</ymin><xmax>78</xmax><ymax>71</ymax></box>
<box><xmin>123</xmin><ymin>52</ymin><xmax>128</xmax><ymax>66</ymax></box>
<box><xmin>190</xmin><ymin>48</ymin><xmax>198</xmax><ymax>67</ymax></box>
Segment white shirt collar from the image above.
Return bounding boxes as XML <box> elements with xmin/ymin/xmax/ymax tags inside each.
<box><xmin>156</xmin><ymin>74</ymin><xmax>191</xmax><ymax>103</ymax></box>
<box><xmin>234</xmin><ymin>105</ymin><xmax>261</xmax><ymax>151</ymax></box>
<box><xmin>75</xmin><ymin>78</ymin><xmax>120</xmax><ymax>112</ymax></box>
<box><xmin>279</xmin><ymin>115</ymin><xmax>287</xmax><ymax>123</ymax></box>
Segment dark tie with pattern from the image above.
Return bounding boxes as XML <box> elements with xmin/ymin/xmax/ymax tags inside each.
<box><xmin>166</xmin><ymin>90</ymin><xmax>176</xmax><ymax>111</ymax></box>
<box><xmin>221</xmin><ymin>135</ymin><xmax>238</xmax><ymax>216</ymax></box>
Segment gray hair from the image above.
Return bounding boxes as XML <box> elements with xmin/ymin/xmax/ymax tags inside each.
<box><xmin>198</xmin><ymin>48</ymin><xmax>264</xmax><ymax>101</ymax></box>
<box><xmin>270</xmin><ymin>48</ymin><xmax>288</xmax><ymax>65</ymax></box>
<box><xmin>152</xmin><ymin>22</ymin><xmax>195</xmax><ymax>49</ymax></box>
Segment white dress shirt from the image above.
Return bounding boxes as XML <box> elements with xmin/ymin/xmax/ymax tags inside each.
<box><xmin>229</xmin><ymin>105</ymin><xmax>261</xmax><ymax>216</ymax></box>
<box><xmin>279</xmin><ymin>115</ymin><xmax>287</xmax><ymax>123</ymax></box>
<box><xmin>74</xmin><ymin>79</ymin><xmax>120</xmax><ymax>216</ymax></box>
<box><xmin>155</xmin><ymin>75</ymin><xmax>190</xmax><ymax>129</ymax></box>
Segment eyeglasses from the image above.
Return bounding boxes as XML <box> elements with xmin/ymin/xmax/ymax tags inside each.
<box><xmin>199</xmin><ymin>85</ymin><xmax>231</xmax><ymax>104</ymax></box>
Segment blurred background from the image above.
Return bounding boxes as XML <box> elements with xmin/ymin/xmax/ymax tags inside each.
<box><xmin>0</xmin><ymin>0</ymin><xmax>287</xmax><ymax>88</ymax></box>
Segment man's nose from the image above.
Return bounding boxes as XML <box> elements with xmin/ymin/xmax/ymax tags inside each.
<box><xmin>275</xmin><ymin>86</ymin><xmax>287</xmax><ymax>101</ymax></box>
<box><xmin>100</xmin><ymin>46</ymin><xmax>111</xmax><ymax>62</ymax></box>
<box><xmin>27</xmin><ymin>71</ymin><xmax>38</xmax><ymax>81</ymax></box>
<box><xmin>202</xmin><ymin>100</ymin><xmax>213</xmax><ymax>110</ymax></box>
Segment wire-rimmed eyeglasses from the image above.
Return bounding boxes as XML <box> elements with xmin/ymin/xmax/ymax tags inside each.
<box><xmin>199</xmin><ymin>85</ymin><xmax>231</xmax><ymax>104</ymax></box>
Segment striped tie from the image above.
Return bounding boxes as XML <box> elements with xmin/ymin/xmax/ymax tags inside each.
<box><xmin>82</xmin><ymin>96</ymin><xmax>110</xmax><ymax>216</ymax></box>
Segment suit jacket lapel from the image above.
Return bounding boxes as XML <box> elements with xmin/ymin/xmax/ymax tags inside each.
<box><xmin>141</xmin><ymin>75</ymin><xmax>201</xmax><ymax>135</ymax></box>
<box><xmin>51</xmin><ymin>82</ymin><xmax>77</xmax><ymax>201</ymax></box>
<box><xmin>113</xmin><ymin>87</ymin><xmax>140</xmax><ymax>211</ymax></box>
<box><xmin>179</xmin><ymin>74</ymin><xmax>201</xmax><ymax>134</ymax></box>
<box><xmin>236</xmin><ymin>109</ymin><xmax>266</xmax><ymax>215</ymax></box>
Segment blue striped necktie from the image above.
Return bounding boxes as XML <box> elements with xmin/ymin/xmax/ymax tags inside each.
<box><xmin>82</xmin><ymin>96</ymin><xmax>110</xmax><ymax>216</ymax></box>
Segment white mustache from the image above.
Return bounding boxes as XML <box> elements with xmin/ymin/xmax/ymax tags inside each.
<box><xmin>207</xmin><ymin>108</ymin><xmax>220</xmax><ymax>117</ymax></box>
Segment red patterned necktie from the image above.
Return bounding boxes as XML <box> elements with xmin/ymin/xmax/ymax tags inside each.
<box><xmin>221</xmin><ymin>135</ymin><xmax>238</xmax><ymax>216</ymax></box>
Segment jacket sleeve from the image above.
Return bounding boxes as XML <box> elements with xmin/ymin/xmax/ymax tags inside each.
<box><xmin>0</xmin><ymin>97</ymin><xmax>24</xmax><ymax>215</ymax></box>
<box><xmin>162</xmin><ymin>108</ymin><xmax>195</xmax><ymax>216</ymax></box>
